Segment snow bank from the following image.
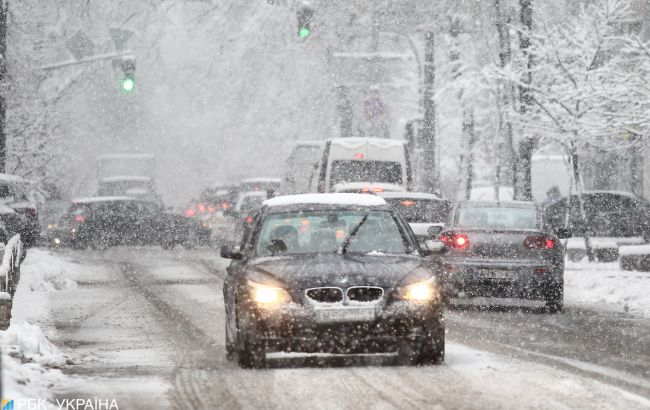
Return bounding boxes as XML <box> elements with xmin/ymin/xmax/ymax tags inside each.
<box><xmin>1</xmin><ymin>322</ymin><xmax>66</xmax><ymax>403</ymax></box>
<box><xmin>565</xmin><ymin>260</ymin><xmax>650</xmax><ymax>317</ymax></box>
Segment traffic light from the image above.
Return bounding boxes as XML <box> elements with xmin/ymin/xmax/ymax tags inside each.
<box><xmin>120</xmin><ymin>57</ymin><xmax>135</xmax><ymax>92</ymax></box>
<box><xmin>297</xmin><ymin>6</ymin><xmax>314</xmax><ymax>38</ymax></box>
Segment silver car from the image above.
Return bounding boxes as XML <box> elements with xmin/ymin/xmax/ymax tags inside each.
<box><xmin>437</xmin><ymin>201</ymin><xmax>569</xmax><ymax>313</ymax></box>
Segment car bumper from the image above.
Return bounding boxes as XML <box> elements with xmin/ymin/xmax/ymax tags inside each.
<box><xmin>441</xmin><ymin>260</ymin><xmax>563</xmax><ymax>300</ymax></box>
<box><xmin>243</xmin><ymin>301</ymin><xmax>443</xmax><ymax>353</ymax></box>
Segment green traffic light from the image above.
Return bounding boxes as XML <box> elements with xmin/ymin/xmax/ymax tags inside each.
<box><xmin>298</xmin><ymin>27</ymin><xmax>311</xmax><ymax>38</ymax></box>
<box><xmin>121</xmin><ymin>77</ymin><xmax>135</xmax><ymax>92</ymax></box>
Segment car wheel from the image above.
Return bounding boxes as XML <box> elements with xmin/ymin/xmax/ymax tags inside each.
<box><xmin>91</xmin><ymin>232</ymin><xmax>110</xmax><ymax>251</ymax></box>
<box><xmin>545</xmin><ymin>283</ymin><xmax>564</xmax><ymax>314</ymax></box>
<box><xmin>225</xmin><ymin>311</ymin><xmax>237</xmax><ymax>361</ymax></box>
<box><xmin>398</xmin><ymin>322</ymin><xmax>445</xmax><ymax>366</ymax></box>
<box><xmin>235</xmin><ymin>306</ymin><xmax>266</xmax><ymax>369</ymax></box>
<box><xmin>183</xmin><ymin>230</ymin><xmax>198</xmax><ymax>250</ymax></box>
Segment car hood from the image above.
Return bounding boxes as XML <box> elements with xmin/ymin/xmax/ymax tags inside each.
<box><xmin>248</xmin><ymin>253</ymin><xmax>426</xmax><ymax>289</ymax></box>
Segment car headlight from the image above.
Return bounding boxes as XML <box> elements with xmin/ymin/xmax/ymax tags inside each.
<box><xmin>399</xmin><ymin>277</ymin><xmax>439</xmax><ymax>301</ymax></box>
<box><xmin>247</xmin><ymin>280</ymin><xmax>291</xmax><ymax>304</ymax></box>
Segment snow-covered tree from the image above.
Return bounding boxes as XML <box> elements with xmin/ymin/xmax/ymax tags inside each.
<box><xmin>490</xmin><ymin>0</ymin><xmax>650</xmax><ymax>258</ymax></box>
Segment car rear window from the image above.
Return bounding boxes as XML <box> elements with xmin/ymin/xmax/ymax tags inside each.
<box><xmin>385</xmin><ymin>198</ymin><xmax>450</xmax><ymax>223</ymax></box>
<box><xmin>330</xmin><ymin>160</ymin><xmax>402</xmax><ymax>188</ymax></box>
<box><xmin>456</xmin><ymin>206</ymin><xmax>538</xmax><ymax>229</ymax></box>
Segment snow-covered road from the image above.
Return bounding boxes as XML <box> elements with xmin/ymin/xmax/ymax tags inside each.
<box><xmin>5</xmin><ymin>247</ymin><xmax>650</xmax><ymax>409</ymax></box>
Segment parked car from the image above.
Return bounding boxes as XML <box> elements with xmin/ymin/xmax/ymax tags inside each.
<box><xmin>439</xmin><ymin>200</ymin><xmax>568</xmax><ymax>312</ymax></box>
<box><xmin>52</xmin><ymin>197</ymin><xmax>209</xmax><ymax>250</ymax></box>
<box><xmin>378</xmin><ymin>192</ymin><xmax>452</xmax><ymax>244</ymax></box>
<box><xmin>0</xmin><ymin>204</ymin><xmax>27</xmax><ymax>239</ymax></box>
<box><xmin>0</xmin><ymin>174</ymin><xmax>40</xmax><ymax>246</ymax></box>
<box><xmin>221</xmin><ymin>193</ymin><xmax>445</xmax><ymax>368</ymax></box>
<box><xmin>544</xmin><ymin>190</ymin><xmax>650</xmax><ymax>240</ymax></box>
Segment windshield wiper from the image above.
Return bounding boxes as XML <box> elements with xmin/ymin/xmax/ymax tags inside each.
<box><xmin>337</xmin><ymin>214</ymin><xmax>368</xmax><ymax>255</ymax></box>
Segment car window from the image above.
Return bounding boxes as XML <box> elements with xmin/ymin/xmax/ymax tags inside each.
<box><xmin>0</xmin><ymin>183</ymin><xmax>13</xmax><ymax>199</ymax></box>
<box><xmin>385</xmin><ymin>198</ymin><xmax>451</xmax><ymax>223</ymax></box>
<box><xmin>456</xmin><ymin>206</ymin><xmax>538</xmax><ymax>229</ymax></box>
<box><xmin>255</xmin><ymin>210</ymin><xmax>410</xmax><ymax>256</ymax></box>
<box><xmin>330</xmin><ymin>160</ymin><xmax>402</xmax><ymax>188</ymax></box>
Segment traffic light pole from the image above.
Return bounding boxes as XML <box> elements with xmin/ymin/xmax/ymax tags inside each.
<box><xmin>40</xmin><ymin>50</ymin><xmax>133</xmax><ymax>71</ymax></box>
<box><xmin>420</xmin><ymin>31</ymin><xmax>438</xmax><ymax>193</ymax></box>
<box><xmin>0</xmin><ymin>1</ymin><xmax>7</xmax><ymax>173</ymax></box>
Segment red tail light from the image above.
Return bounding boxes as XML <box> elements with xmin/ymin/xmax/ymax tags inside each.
<box><xmin>244</xmin><ymin>216</ymin><xmax>254</xmax><ymax>224</ymax></box>
<box><xmin>355</xmin><ymin>153</ymin><xmax>365</xmax><ymax>159</ymax></box>
<box><xmin>207</xmin><ymin>206</ymin><xmax>216</xmax><ymax>213</ymax></box>
<box><xmin>197</xmin><ymin>204</ymin><xmax>206</xmax><ymax>213</ymax></box>
<box><xmin>371</xmin><ymin>187</ymin><xmax>384</xmax><ymax>193</ymax></box>
<box><xmin>75</xmin><ymin>214</ymin><xmax>87</xmax><ymax>223</ymax></box>
<box><xmin>221</xmin><ymin>202</ymin><xmax>231</xmax><ymax>210</ymax></box>
<box><xmin>524</xmin><ymin>235</ymin><xmax>555</xmax><ymax>250</ymax></box>
<box><xmin>185</xmin><ymin>208</ymin><xmax>196</xmax><ymax>217</ymax></box>
<box><xmin>440</xmin><ymin>232</ymin><xmax>470</xmax><ymax>249</ymax></box>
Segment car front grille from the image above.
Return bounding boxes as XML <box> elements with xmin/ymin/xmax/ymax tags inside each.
<box><xmin>306</xmin><ymin>287</ymin><xmax>344</xmax><ymax>303</ymax></box>
<box><xmin>346</xmin><ymin>286</ymin><xmax>384</xmax><ymax>302</ymax></box>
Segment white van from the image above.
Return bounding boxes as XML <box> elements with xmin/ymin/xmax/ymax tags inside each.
<box><xmin>283</xmin><ymin>141</ymin><xmax>324</xmax><ymax>195</ymax></box>
<box><xmin>315</xmin><ymin>137</ymin><xmax>412</xmax><ymax>193</ymax></box>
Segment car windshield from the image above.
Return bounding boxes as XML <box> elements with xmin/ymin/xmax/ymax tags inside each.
<box><xmin>255</xmin><ymin>209</ymin><xmax>409</xmax><ymax>256</ymax></box>
<box><xmin>330</xmin><ymin>160</ymin><xmax>402</xmax><ymax>188</ymax></box>
<box><xmin>456</xmin><ymin>206</ymin><xmax>538</xmax><ymax>229</ymax></box>
<box><xmin>240</xmin><ymin>196</ymin><xmax>265</xmax><ymax>212</ymax></box>
<box><xmin>385</xmin><ymin>198</ymin><xmax>450</xmax><ymax>223</ymax></box>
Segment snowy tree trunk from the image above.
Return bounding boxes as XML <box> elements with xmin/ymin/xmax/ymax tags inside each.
<box><xmin>570</xmin><ymin>144</ymin><xmax>595</xmax><ymax>262</ymax></box>
<box><xmin>0</xmin><ymin>1</ymin><xmax>7</xmax><ymax>173</ymax></box>
<box><xmin>463</xmin><ymin>112</ymin><xmax>476</xmax><ymax>200</ymax></box>
<box><xmin>494</xmin><ymin>0</ymin><xmax>516</xmax><ymax>191</ymax></box>
<box><xmin>516</xmin><ymin>0</ymin><xmax>535</xmax><ymax>201</ymax></box>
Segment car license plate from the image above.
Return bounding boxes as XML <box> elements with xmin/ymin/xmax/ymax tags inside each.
<box><xmin>476</xmin><ymin>269</ymin><xmax>513</xmax><ymax>279</ymax></box>
<box><xmin>315</xmin><ymin>308</ymin><xmax>376</xmax><ymax>323</ymax></box>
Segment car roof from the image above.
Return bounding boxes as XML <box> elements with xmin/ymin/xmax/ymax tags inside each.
<box><xmin>72</xmin><ymin>196</ymin><xmax>137</xmax><ymax>204</ymax></box>
<box><xmin>240</xmin><ymin>191</ymin><xmax>268</xmax><ymax>198</ymax></box>
<box><xmin>328</xmin><ymin>137</ymin><xmax>406</xmax><ymax>149</ymax></box>
<box><xmin>264</xmin><ymin>193</ymin><xmax>387</xmax><ymax>208</ymax></box>
<box><xmin>0</xmin><ymin>173</ymin><xmax>27</xmax><ymax>184</ymax></box>
<box><xmin>379</xmin><ymin>191</ymin><xmax>442</xmax><ymax>200</ymax></box>
<box><xmin>458</xmin><ymin>200</ymin><xmax>538</xmax><ymax>208</ymax></box>
<box><xmin>100</xmin><ymin>175</ymin><xmax>152</xmax><ymax>183</ymax></box>
<box><xmin>240</xmin><ymin>177</ymin><xmax>282</xmax><ymax>184</ymax></box>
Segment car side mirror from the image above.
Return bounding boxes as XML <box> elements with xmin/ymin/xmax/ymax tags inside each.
<box><xmin>427</xmin><ymin>225</ymin><xmax>443</xmax><ymax>237</ymax></box>
<box><xmin>555</xmin><ymin>227</ymin><xmax>571</xmax><ymax>239</ymax></box>
<box><xmin>422</xmin><ymin>239</ymin><xmax>445</xmax><ymax>256</ymax></box>
<box><xmin>220</xmin><ymin>245</ymin><xmax>242</xmax><ymax>260</ymax></box>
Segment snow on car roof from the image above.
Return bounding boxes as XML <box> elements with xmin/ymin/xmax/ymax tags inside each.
<box><xmin>329</xmin><ymin>137</ymin><xmax>406</xmax><ymax>149</ymax></box>
<box><xmin>293</xmin><ymin>140</ymin><xmax>324</xmax><ymax>147</ymax></box>
<box><xmin>378</xmin><ymin>191</ymin><xmax>441</xmax><ymax>200</ymax></box>
<box><xmin>0</xmin><ymin>173</ymin><xmax>27</xmax><ymax>183</ymax></box>
<box><xmin>72</xmin><ymin>196</ymin><xmax>135</xmax><ymax>204</ymax></box>
<box><xmin>332</xmin><ymin>182</ymin><xmax>405</xmax><ymax>193</ymax></box>
<box><xmin>240</xmin><ymin>177</ymin><xmax>282</xmax><ymax>183</ymax></box>
<box><xmin>264</xmin><ymin>193</ymin><xmax>387</xmax><ymax>208</ymax></box>
<box><xmin>97</xmin><ymin>154</ymin><xmax>156</xmax><ymax>160</ymax></box>
<box><xmin>101</xmin><ymin>175</ymin><xmax>152</xmax><ymax>183</ymax></box>
<box><xmin>0</xmin><ymin>204</ymin><xmax>15</xmax><ymax>214</ymax></box>
<box><xmin>460</xmin><ymin>200</ymin><xmax>537</xmax><ymax>208</ymax></box>
<box><xmin>240</xmin><ymin>191</ymin><xmax>268</xmax><ymax>198</ymax></box>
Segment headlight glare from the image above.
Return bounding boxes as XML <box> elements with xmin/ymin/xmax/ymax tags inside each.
<box><xmin>400</xmin><ymin>277</ymin><xmax>438</xmax><ymax>301</ymax></box>
<box><xmin>248</xmin><ymin>280</ymin><xmax>291</xmax><ymax>304</ymax></box>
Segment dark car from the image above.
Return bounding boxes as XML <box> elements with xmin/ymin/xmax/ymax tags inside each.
<box><xmin>544</xmin><ymin>191</ymin><xmax>650</xmax><ymax>240</ymax></box>
<box><xmin>439</xmin><ymin>201</ymin><xmax>568</xmax><ymax>312</ymax></box>
<box><xmin>0</xmin><ymin>174</ymin><xmax>41</xmax><ymax>247</ymax></box>
<box><xmin>221</xmin><ymin>193</ymin><xmax>445</xmax><ymax>368</ymax></box>
<box><xmin>53</xmin><ymin>197</ymin><xmax>208</xmax><ymax>249</ymax></box>
<box><xmin>379</xmin><ymin>192</ymin><xmax>452</xmax><ymax>244</ymax></box>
